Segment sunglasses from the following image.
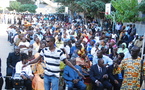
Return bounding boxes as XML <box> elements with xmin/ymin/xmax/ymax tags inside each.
<box><xmin>46</xmin><ymin>40</ymin><xmax>51</xmax><ymax>43</ymax></box>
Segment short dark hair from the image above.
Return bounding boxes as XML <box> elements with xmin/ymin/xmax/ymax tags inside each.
<box><xmin>119</xmin><ymin>53</ymin><xmax>124</xmax><ymax>59</ymax></box>
<box><xmin>46</xmin><ymin>36</ymin><xmax>55</xmax><ymax>43</ymax></box>
<box><xmin>21</xmin><ymin>53</ymin><xmax>28</xmax><ymax>61</ymax></box>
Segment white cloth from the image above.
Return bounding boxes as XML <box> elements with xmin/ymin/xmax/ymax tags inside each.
<box><xmin>18</xmin><ymin>41</ymin><xmax>30</xmax><ymax>54</ymax></box>
<box><xmin>15</xmin><ymin>61</ymin><xmax>33</xmax><ymax>76</ymax></box>
<box><xmin>59</xmin><ymin>45</ymin><xmax>70</xmax><ymax>55</ymax></box>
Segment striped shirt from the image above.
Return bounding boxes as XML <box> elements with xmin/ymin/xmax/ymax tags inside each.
<box><xmin>40</xmin><ymin>47</ymin><xmax>66</xmax><ymax>77</ymax></box>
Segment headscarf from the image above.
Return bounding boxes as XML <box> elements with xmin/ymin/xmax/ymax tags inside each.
<box><xmin>122</xmin><ymin>43</ymin><xmax>127</xmax><ymax>48</ymax></box>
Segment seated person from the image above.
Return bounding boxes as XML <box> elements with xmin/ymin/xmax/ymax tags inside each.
<box><xmin>31</xmin><ymin>53</ymin><xmax>45</xmax><ymax>90</ymax></box>
<box><xmin>108</xmin><ymin>53</ymin><xmax>124</xmax><ymax>90</ymax></box>
<box><xmin>90</xmin><ymin>59</ymin><xmax>112</xmax><ymax>90</ymax></box>
<box><xmin>63</xmin><ymin>57</ymin><xmax>87</xmax><ymax>90</ymax></box>
<box><xmin>6</xmin><ymin>47</ymin><xmax>21</xmax><ymax>89</ymax></box>
<box><xmin>15</xmin><ymin>53</ymin><xmax>34</xmax><ymax>90</ymax></box>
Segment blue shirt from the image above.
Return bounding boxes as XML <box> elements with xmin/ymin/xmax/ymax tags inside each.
<box><xmin>63</xmin><ymin>65</ymin><xmax>82</xmax><ymax>81</ymax></box>
<box><xmin>93</xmin><ymin>55</ymin><xmax>113</xmax><ymax>65</ymax></box>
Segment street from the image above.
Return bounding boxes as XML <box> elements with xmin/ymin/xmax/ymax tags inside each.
<box><xmin>0</xmin><ymin>24</ymin><xmax>13</xmax><ymax>89</ymax></box>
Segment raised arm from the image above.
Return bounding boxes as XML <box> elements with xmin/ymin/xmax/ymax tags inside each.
<box><xmin>24</xmin><ymin>55</ymin><xmax>42</xmax><ymax>67</ymax></box>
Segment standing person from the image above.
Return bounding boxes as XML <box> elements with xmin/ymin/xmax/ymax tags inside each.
<box><xmin>113</xmin><ymin>46</ymin><xmax>145</xmax><ymax>90</ymax></box>
<box><xmin>23</xmin><ymin>36</ymin><xmax>84</xmax><ymax>90</ymax></box>
<box><xmin>5</xmin><ymin>47</ymin><xmax>21</xmax><ymax>89</ymax></box>
<box><xmin>0</xmin><ymin>58</ymin><xmax>3</xmax><ymax>90</ymax></box>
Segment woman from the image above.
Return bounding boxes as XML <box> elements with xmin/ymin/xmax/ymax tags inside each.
<box><xmin>117</xmin><ymin>43</ymin><xmax>129</xmax><ymax>54</ymax></box>
<box><xmin>33</xmin><ymin>38</ymin><xmax>40</xmax><ymax>55</ymax></box>
<box><xmin>31</xmin><ymin>53</ymin><xmax>45</xmax><ymax>90</ymax></box>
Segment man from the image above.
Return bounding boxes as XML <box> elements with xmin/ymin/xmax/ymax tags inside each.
<box><xmin>113</xmin><ymin>46</ymin><xmax>145</xmax><ymax>90</ymax></box>
<box><xmin>108</xmin><ymin>53</ymin><xmax>124</xmax><ymax>90</ymax></box>
<box><xmin>18</xmin><ymin>37</ymin><xmax>30</xmax><ymax>54</ymax></box>
<box><xmin>6</xmin><ymin>47</ymin><xmax>21</xmax><ymax>89</ymax></box>
<box><xmin>24</xmin><ymin>36</ymin><xmax>84</xmax><ymax>90</ymax></box>
<box><xmin>92</xmin><ymin>50</ymin><xmax>113</xmax><ymax>66</ymax></box>
<box><xmin>15</xmin><ymin>53</ymin><xmax>33</xmax><ymax>90</ymax></box>
<box><xmin>90</xmin><ymin>59</ymin><xmax>112</xmax><ymax>90</ymax></box>
<box><xmin>63</xmin><ymin>58</ymin><xmax>86</xmax><ymax>90</ymax></box>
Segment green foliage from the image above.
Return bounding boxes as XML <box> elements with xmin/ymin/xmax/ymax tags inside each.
<box><xmin>55</xmin><ymin>0</ymin><xmax>107</xmax><ymax>18</ymax></box>
<box><xmin>17</xmin><ymin>0</ymin><xmax>34</xmax><ymax>4</ymax></box>
<box><xmin>138</xmin><ymin>0</ymin><xmax>145</xmax><ymax>14</ymax></box>
<box><xmin>7</xmin><ymin>1</ymin><xmax>37</xmax><ymax>13</ymax></box>
<box><xmin>7</xmin><ymin>1</ymin><xmax>21</xmax><ymax>11</ymax></box>
<box><xmin>19</xmin><ymin>4</ymin><xmax>37</xmax><ymax>13</ymax></box>
<box><xmin>109</xmin><ymin>0</ymin><xmax>140</xmax><ymax>22</ymax></box>
<box><xmin>76</xmin><ymin>0</ymin><xmax>105</xmax><ymax>18</ymax></box>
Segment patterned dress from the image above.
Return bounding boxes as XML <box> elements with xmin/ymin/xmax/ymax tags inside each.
<box><xmin>113</xmin><ymin>57</ymin><xmax>145</xmax><ymax>90</ymax></box>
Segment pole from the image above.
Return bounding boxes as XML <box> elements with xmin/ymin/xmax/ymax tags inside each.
<box><xmin>141</xmin><ymin>33</ymin><xmax>145</xmax><ymax>59</ymax></box>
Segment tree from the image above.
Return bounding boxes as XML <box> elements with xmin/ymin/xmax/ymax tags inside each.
<box><xmin>76</xmin><ymin>0</ymin><xmax>105</xmax><ymax>18</ymax></box>
<box><xmin>7</xmin><ymin>1</ymin><xmax>37</xmax><ymax>13</ymax></box>
<box><xmin>7</xmin><ymin>1</ymin><xmax>21</xmax><ymax>11</ymax></box>
<box><xmin>19</xmin><ymin>4</ymin><xmax>37</xmax><ymax>13</ymax></box>
<box><xmin>138</xmin><ymin>0</ymin><xmax>145</xmax><ymax>14</ymax></box>
<box><xmin>55</xmin><ymin>0</ymin><xmax>107</xmax><ymax>19</ymax></box>
<box><xmin>17</xmin><ymin>0</ymin><xmax>34</xmax><ymax>4</ymax></box>
<box><xmin>108</xmin><ymin>0</ymin><xmax>141</xmax><ymax>22</ymax></box>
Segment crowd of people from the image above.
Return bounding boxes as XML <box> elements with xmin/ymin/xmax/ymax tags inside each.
<box><xmin>2</xmin><ymin>13</ymin><xmax>145</xmax><ymax>90</ymax></box>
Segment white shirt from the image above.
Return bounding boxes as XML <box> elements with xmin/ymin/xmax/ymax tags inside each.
<box><xmin>18</xmin><ymin>41</ymin><xmax>30</xmax><ymax>48</ymax></box>
<box><xmin>97</xmin><ymin>65</ymin><xmax>102</xmax><ymax>72</ymax></box>
<box><xmin>15</xmin><ymin>61</ymin><xmax>33</xmax><ymax>76</ymax></box>
<box><xmin>60</xmin><ymin>45</ymin><xmax>70</xmax><ymax>54</ymax></box>
<box><xmin>91</xmin><ymin>47</ymin><xmax>98</xmax><ymax>56</ymax></box>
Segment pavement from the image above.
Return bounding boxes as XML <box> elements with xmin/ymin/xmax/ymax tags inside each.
<box><xmin>0</xmin><ymin>24</ymin><xmax>13</xmax><ymax>90</ymax></box>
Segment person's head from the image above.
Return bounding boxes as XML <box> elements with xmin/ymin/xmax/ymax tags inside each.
<box><xmin>97</xmin><ymin>50</ymin><xmax>103</xmax><ymax>58</ymax></box>
<box><xmin>20</xmin><ymin>53</ymin><xmax>29</xmax><ymax>64</ymax></box>
<box><xmin>64</xmin><ymin>40</ymin><xmax>68</xmax><ymax>46</ymax></box>
<box><xmin>121</xmin><ymin>43</ymin><xmax>126</xmax><ymax>49</ymax></box>
<box><xmin>90</xmin><ymin>40</ymin><xmax>95</xmax><ymax>46</ymax></box>
<box><xmin>14</xmin><ymin>46</ymin><xmax>20</xmax><ymax>55</ymax></box>
<box><xmin>57</xmin><ymin>35</ymin><xmax>61</xmax><ymax>41</ymax></box>
<box><xmin>139</xmin><ymin>36</ymin><xmax>143</xmax><ymax>41</ymax></box>
<box><xmin>101</xmin><ymin>47</ymin><xmax>107</xmax><ymax>54</ymax></box>
<box><xmin>98</xmin><ymin>59</ymin><xmax>104</xmax><ymax>67</ymax></box>
<box><xmin>75</xmin><ymin>41</ymin><xmax>80</xmax><ymax>47</ymax></box>
<box><xmin>100</xmin><ymin>40</ymin><xmax>105</xmax><ymax>46</ymax></box>
<box><xmin>131</xmin><ymin>46</ymin><xmax>140</xmax><ymax>59</ymax></box>
<box><xmin>35</xmin><ymin>37</ymin><xmax>40</xmax><ymax>43</ymax></box>
<box><xmin>133</xmin><ymin>24</ymin><xmax>135</xmax><ymax>28</ymax></box>
<box><xmin>22</xmin><ymin>37</ymin><xmax>27</xmax><ymax>42</ymax></box>
<box><xmin>40</xmin><ymin>42</ymin><xmax>46</xmax><ymax>48</ymax></box>
<box><xmin>70</xmin><ymin>57</ymin><xmax>76</xmax><ymax>66</ymax></box>
<box><xmin>118</xmin><ymin>53</ymin><xmax>124</xmax><ymax>60</ymax></box>
<box><xmin>45</xmin><ymin>36</ymin><xmax>55</xmax><ymax>47</ymax></box>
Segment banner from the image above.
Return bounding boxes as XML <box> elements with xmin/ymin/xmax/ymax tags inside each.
<box><xmin>65</xmin><ymin>7</ymin><xmax>68</xmax><ymax>14</ymax></box>
<box><xmin>105</xmin><ymin>3</ymin><xmax>111</xmax><ymax>15</ymax></box>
